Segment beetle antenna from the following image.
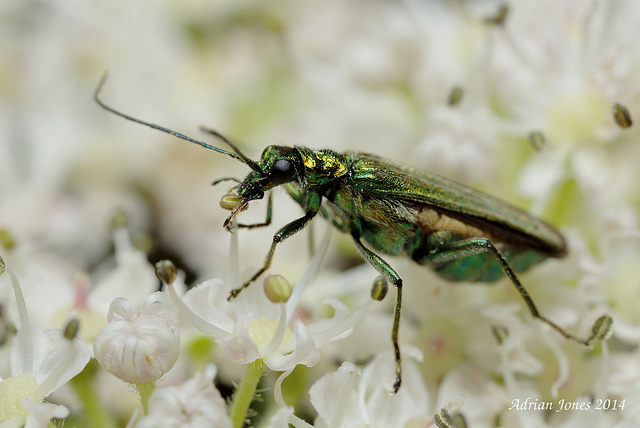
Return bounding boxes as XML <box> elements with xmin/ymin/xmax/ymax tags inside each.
<box><xmin>199</xmin><ymin>127</ymin><xmax>261</xmax><ymax>173</ymax></box>
<box><xmin>93</xmin><ymin>73</ymin><xmax>245</xmax><ymax>164</ymax></box>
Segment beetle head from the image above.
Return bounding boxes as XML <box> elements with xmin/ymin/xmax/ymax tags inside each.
<box><xmin>222</xmin><ymin>145</ymin><xmax>302</xmax><ymax>229</ymax></box>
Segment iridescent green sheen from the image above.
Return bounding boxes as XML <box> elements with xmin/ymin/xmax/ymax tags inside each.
<box><xmin>280</xmin><ymin>149</ymin><xmax>565</xmax><ymax>285</ymax></box>
<box><xmin>95</xmin><ymin>78</ymin><xmax>596</xmax><ymax>396</ymax></box>
<box><xmin>229</xmin><ymin>145</ymin><xmax>574</xmax><ymax>393</ymax></box>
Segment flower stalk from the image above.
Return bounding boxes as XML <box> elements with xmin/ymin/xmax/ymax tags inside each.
<box><xmin>69</xmin><ymin>361</ymin><xmax>118</xmax><ymax>428</ymax></box>
<box><xmin>229</xmin><ymin>359</ymin><xmax>266</xmax><ymax>428</ymax></box>
<box><xmin>137</xmin><ymin>382</ymin><xmax>156</xmax><ymax>415</ymax></box>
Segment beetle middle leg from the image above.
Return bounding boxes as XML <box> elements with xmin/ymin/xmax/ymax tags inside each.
<box><xmin>424</xmin><ymin>237</ymin><xmax>594</xmax><ymax>346</ymax></box>
<box><xmin>351</xmin><ymin>233</ymin><xmax>404</xmax><ymax>394</ymax></box>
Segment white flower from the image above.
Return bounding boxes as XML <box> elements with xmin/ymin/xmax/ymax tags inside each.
<box><xmin>0</xmin><ymin>374</ymin><xmax>69</xmax><ymax>428</ymax></box>
<box><xmin>168</xmin><ymin>220</ymin><xmax>367</xmax><ymax>374</ymax></box>
<box><xmin>486</xmin><ymin>0</ymin><xmax>640</xmax><ymax>207</ymax></box>
<box><xmin>308</xmin><ymin>348</ymin><xmax>428</xmax><ymax>428</ymax></box>
<box><xmin>266</xmin><ymin>349</ymin><xmax>433</xmax><ymax>428</ymax></box>
<box><xmin>414</xmin><ymin>103</ymin><xmax>498</xmax><ymax>183</ymax></box>
<box><xmin>0</xmin><ymin>267</ymin><xmax>90</xmax><ymax>427</ymax></box>
<box><xmin>133</xmin><ymin>365</ymin><xmax>232</xmax><ymax>428</ymax></box>
<box><xmin>93</xmin><ymin>292</ymin><xmax>180</xmax><ymax>384</ymax></box>
<box><xmin>0</xmin><ymin>227</ymin><xmax>158</xmax><ymax>345</ymax></box>
<box><xmin>88</xmin><ymin>228</ymin><xmax>160</xmax><ymax>323</ymax></box>
<box><xmin>2</xmin><ymin>0</ymin><xmax>639</xmax><ymax>426</ymax></box>
<box><xmin>609</xmin><ymin>348</ymin><xmax>640</xmax><ymax>424</ymax></box>
<box><xmin>436</xmin><ymin>364</ymin><xmax>509</xmax><ymax>427</ymax></box>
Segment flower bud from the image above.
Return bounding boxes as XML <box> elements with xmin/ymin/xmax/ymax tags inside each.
<box><xmin>93</xmin><ymin>293</ymin><xmax>180</xmax><ymax>383</ymax></box>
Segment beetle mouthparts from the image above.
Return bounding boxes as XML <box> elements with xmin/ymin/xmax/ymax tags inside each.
<box><xmin>223</xmin><ymin>198</ymin><xmax>250</xmax><ymax>230</ymax></box>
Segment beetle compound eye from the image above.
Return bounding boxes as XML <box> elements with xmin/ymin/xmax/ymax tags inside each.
<box><xmin>269</xmin><ymin>159</ymin><xmax>295</xmax><ymax>185</ymax></box>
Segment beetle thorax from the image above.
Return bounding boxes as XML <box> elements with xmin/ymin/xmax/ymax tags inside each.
<box><xmin>297</xmin><ymin>147</ymin><xmax>349</xmax><ymax>188</ymax></box>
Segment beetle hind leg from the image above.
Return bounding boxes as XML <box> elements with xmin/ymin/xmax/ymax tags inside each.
<box><xmin>423</xmin><ymin>237</ymin><xmax>595</xmax><ymax>346</ymax></box>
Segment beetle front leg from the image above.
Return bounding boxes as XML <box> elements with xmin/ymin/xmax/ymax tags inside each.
<box><xmin>228</xmin><ymin>208</ymin><xmax>319</xmax><ymax>300</ymax></box>
<box><xmin>237</xmin><ymin>193</ymin><xmax>272</xmax><ymax>229</ymax></box>
<box><xmin>212</xmin><ymin>176</ymin><xmax>242</xmax><ymax>186</ymax></box>
<box><xmin>351</xmin><ymin>234</ymin><xmax>404</xmax><ymax>394</ymax></box>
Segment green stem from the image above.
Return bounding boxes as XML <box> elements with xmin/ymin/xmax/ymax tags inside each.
<box><xmin>229</xmin><ymin>359</ymin><xmax>266</xmax><ymax>428</ymax></box>
<box><xmin>69</xmin><ymin>361</ymin><xmax>117</xmax><ymax>428</ymax></box>
<box><xmin>136</xmin><ymin>382</ymin><xmax>156</xmax><ymax>415</ymax></box>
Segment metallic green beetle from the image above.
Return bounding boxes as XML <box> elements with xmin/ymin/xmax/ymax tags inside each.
<box><xmin>94</xmin><ymin>76</ymin><xmax>601</xmax><ymax>393</ymax></box>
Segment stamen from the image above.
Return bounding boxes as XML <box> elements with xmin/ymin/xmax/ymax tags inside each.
<box><xmin>592</xmin><ymin>332</ymin><xmax>611</xmax><ymax>419</ymax></box>
<box><xmin>495</xmin><ymin>328</ymin><xmax>530</xmax><ymax>428</ymax></box>
<box><xmin>447</xmin><ymin>86</ymin><xmax>464</xmax><ymax>106</ymax></box>
<box><xmin>0</xmin><ymin>229</ymin><xmax>16</xmax><ymax>250</ymax></box>
<box><xmin>328</xmin><ymin>367</ymin><xmax>356</xmax><ymax>428</ymax></box>
<box><xmin>38</xmin><ymin>319</ymin><xmax>80</xmax><ymax>396</ymax></box>
<box><xmin>286</xmin><ymin>217</ymin><xmax>333</xmax><ymax>321</ymax></box>
<box><xmin>223</xmin><ymin>200</ymin><xmax>249</xmax><ymax>230</ymax></box>
<box><xmin>264</xmin><ymin>275</ymin><xmax>292</xmax><ymax>304</ymax></box>
<box><xmin>371</xmin><ymin>276</ymin><xmax>388</xmax><ymax>301</ymax></box>
<box><xmin>433</xmin><ymin>408</ymin><xmax>457</xmax><ymax>428</ymax></box>
<box><xmin>63</xmin><ymin>316</ymin><xmax>80</xmax><ymax>340</ymax></box>
<box><xmin>274</xmin><ymin>369</ymin><xmax>294</xmax><ymax>408</ymax></box>
<box><xmin>109</xmin><ymin>208</ymin><xmax>129</xmax><ymax>230</ymax></box>
<box><xmin>491</xmin><ymin>324</ymin><xmax>509</xmax><ymax>345</ymax></box>
<box><xmin>484</xmin><ymin>4</ymin><xmax>509</xmax><ymax>27</ymax></box>
<box><xmin>8</xmin><ymin>269</ymin><xmax>33</xmax><ymax>376</ymax></box>
<box><xmin>273</xmin><ymin>369</ymin><xmax>315</xmax><ymax>428</ymax></box>
<box><xmin>582</xmin><ymin>0</ymin><xmax>618</xmax><ymax>68</ymax></box>
<box><xmin>613</xmin><ymin>103</ymin><xmax>633</xmax><ymax>129</ymax></box>
<box><xmin>528</xmin><ymin>131</ymin><xmax>546</xmax><ymax>151</ymax></box>
<box><xmin>541</xmin><ymin>334</ymin><xmax>570</xmax><ymax>399</ymax></box>
<box><xmin>155</xmin><ymin>260</ymin><xmax>177</xmax><ymax>285</ymax></box>
<box><xmin>310</xmin><ymin>300</ymin><xmax>371</xmax><ymax>345</ymax></box>
<box><xmin>590</xmin><ymin>315</ymin><xmax>613</xmax><ymax>342</ymax></box>
<box><xmin>220</xmin><ymin>194</ymin><xmax>243</xmax><ymax>211</ymax></box>
<box><xmin>229</xmin><ymin>218</ymin><xmax>240</xmax><ymax>290</ymax></box>
<box><xmin>262</xmin><ymin>303</ymin><xmax>288</xmax><ymax>357</ymax></box>
<box><xmin>452</xmin><ymin>412</ymin><xmax>468</xmax><ymax>428</ymax></box>
<box><xmin>113</xmin><ymin>227</ymin><xmax>132</xmax><ymax>256</ymax></box>
<box><xmin>166</xmin><ymin>284</ymin><xmax>230</xmax><ymax>339</ymax></box>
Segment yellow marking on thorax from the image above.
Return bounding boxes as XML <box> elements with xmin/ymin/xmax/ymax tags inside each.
<box><xmin>322</xmin><ymin>157</ymin><xmax>347</xmax><ymax>175</ymax></box>
<box><xmin>302</xmin><ymin>152</ymin><xmax>347</xmax><ymax>176</ymax></box>
<box><xmin>418</xmin><ymin>207</ymin><xmax>493</xmax><ymax>240</ymax></box>
<box><xmin>302</xmin><ymin>155</ymin><xmax>316</xmax><ymax>169</ymax></box>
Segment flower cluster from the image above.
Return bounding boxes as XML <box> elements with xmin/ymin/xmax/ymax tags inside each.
<box><xmin>2</xmin><ymin>0</ymin><xmax>640</xmax><ymax>427</ymax></box>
